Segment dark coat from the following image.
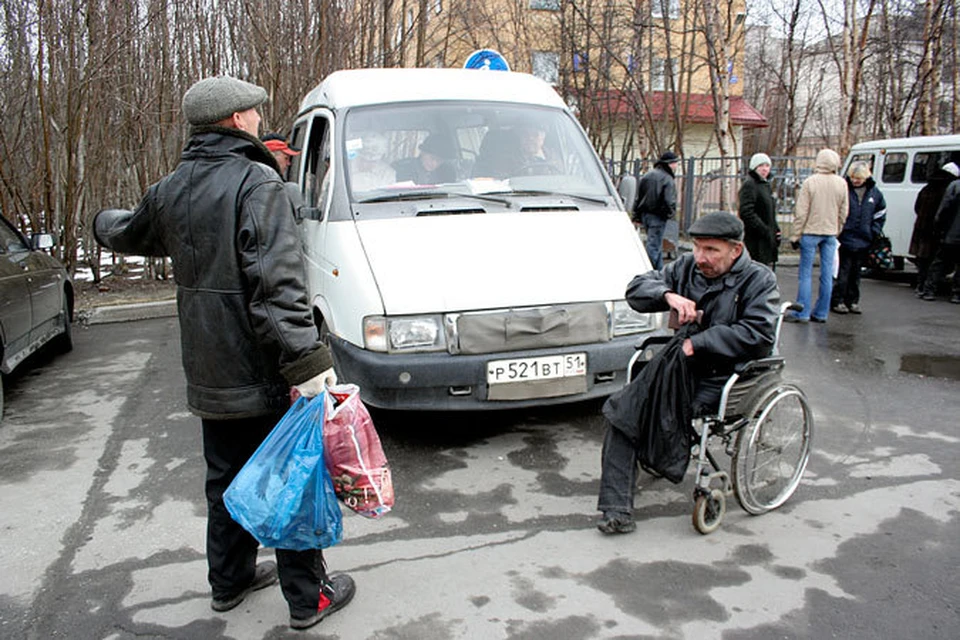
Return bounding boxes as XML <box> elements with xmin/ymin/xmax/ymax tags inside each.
<box><xmin>625</xmin><ymin>251</ymin><xmax>780</xmax><ymax>376</ymax></box>
<box><xmin>839</xmin><ymin>176</ymin><xmax>887</xmax><ymax>251</ymax></box>
<box><xmin>935</xmin><ymin>179</ymin><xmax>960</xmax><ymax>246</ymax></box>
<box><xmin>739</xmin><ymin>170</ymin><xmax>779</xmax><ymax>265</ymax></box>
<box><xmin>393</xmin><ymin>156</ymin><xmax>456</xmax><ymax>184</ymax></box>
<box><xmin>632</xmin><ymin>163</ymin><xmax>677</xmax><ymax>222</ymax></box>
<box><xmin>603</xmin><ymin>251</ymin><xmax>780</xmax><ymax>466</ymax></box>
<box><xmin>603</xmin><ymin>325</ymin><xmax>695</xmax><ymax>483</ymax></box>
<box><xmin>911</xmin><ymin>170</ymin><xmax>957</xmax><ymax>258</ymax></box>
<box><xmin>94</xmin><ymin>126</ymin><xmax>332</xmax><ymax>419</ymax></box>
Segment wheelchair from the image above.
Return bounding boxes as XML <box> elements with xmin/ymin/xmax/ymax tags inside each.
<box><xmin>626</xmin><ymin>302</ymin><xmax>813</xmax><ymax>534</ymax></box>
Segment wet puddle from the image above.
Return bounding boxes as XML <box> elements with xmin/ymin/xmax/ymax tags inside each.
<box><xmin>900</xmin><ymin>354</ymin><xmax>960</xmax><ymax>381</ymax></box>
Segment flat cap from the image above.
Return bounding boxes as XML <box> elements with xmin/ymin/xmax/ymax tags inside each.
<box><xmin>688</xmin><ymin>211</ymin><xmax>744</xmax><ymax>241</ymax></box>
<box><xmin>182</xmin><ymin>76</ymin><xmax>267</xmax><ymax>126</ymax></box>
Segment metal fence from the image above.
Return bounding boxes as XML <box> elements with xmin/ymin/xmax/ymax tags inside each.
<box><xmin>605</xmin><ymin>155</ymin><xmax>817</xmax><ymax>238</ymax></box>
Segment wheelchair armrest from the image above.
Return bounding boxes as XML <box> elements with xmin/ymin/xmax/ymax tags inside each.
<box><xmin>733</xmin><ymin>357</ymin><xmax>785</xmax><ymax>376</ymax></box>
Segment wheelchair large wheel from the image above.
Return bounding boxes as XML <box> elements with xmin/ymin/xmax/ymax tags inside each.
<box><xmin>732</xmin><ymin>383</ymin><xmax>813</xmax><ymax>515</ymax></box>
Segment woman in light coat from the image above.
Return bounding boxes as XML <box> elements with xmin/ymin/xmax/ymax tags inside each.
<box><xmin>787</xmin><ymin>148</ymin><xmax>849</xmax><ymax>323</ymax></box>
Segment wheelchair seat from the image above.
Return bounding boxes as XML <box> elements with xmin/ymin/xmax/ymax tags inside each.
<box><xmin>627</xmin><ymin>335</ymin><xmax>784</xmax><ymax>421</ymax></box>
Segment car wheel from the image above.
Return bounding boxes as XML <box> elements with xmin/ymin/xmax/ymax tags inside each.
<box><xmin>54</xmin><ymin>294</ymin><xmax>73</xmax><ymax>354</ymax></box>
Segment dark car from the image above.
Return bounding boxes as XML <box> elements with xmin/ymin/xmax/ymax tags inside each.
<box><xmin>0</xmin><ymin>215</ymin><xmax>73</xmax><ymax>420</ymax></box>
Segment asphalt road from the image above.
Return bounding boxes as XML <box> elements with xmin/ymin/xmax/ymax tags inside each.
<box><xmin>1</xmin><ymin>266</ymin><xmax>958</xmax><ymax>639</ymax></box>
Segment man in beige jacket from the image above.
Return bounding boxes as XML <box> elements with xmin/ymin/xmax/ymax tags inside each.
<box><xmin>787</xmin><ymin>148</ymin><xmax>849</xmax><ymax>322</ymax></box>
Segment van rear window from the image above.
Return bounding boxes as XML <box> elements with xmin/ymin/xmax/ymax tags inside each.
<box><xmin>912</xmin><ymin>150</ymin><xmax>960</xmax><ymax>183</ymax></box>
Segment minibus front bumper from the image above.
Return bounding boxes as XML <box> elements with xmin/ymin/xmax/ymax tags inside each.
<box><xmin>327</xmin><ymin>334</ymin><xmax>661</xmax><ymax>411</ymax></box>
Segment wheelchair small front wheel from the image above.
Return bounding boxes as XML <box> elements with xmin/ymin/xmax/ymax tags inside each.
<box><xmin>732</xmin><ymin>383</ymin><xmax>813</xmax><ymax>515</ymax></box>
<box><xmin>692</xmin><ymin>489</ymin><xmax>726</xmax><ymax>535</ymax></box>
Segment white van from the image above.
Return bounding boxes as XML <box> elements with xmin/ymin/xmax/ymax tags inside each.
<box><xmin>287</xmin><ymin>68</ymin><xmax>659</xmax><ymax>410</ymax></box>
<box><xmin>843</xmin><ymin>134</ymin><xmax>960</xmax><ymax>266</ymax></box>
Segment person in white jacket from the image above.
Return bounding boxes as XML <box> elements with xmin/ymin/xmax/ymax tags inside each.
<box><xmin>787</xmin><ymin>149</ymin><xmax>849</xmax><ymax>323</ymax></box>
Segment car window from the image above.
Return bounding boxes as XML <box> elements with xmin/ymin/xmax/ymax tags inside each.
<box><xmin>0</xmin><ymin>217</ymin><xmax>29</xmax><ymax>254</ymax></box>
<box><xmin>341</xmin><ymin>101</ymin><xmax>610</xmax><ymax>206</ymax></box>
<box><xmin>881</xmin><ymin>152</ymin><xmax>907</xmax><ymax>184</ymax></box>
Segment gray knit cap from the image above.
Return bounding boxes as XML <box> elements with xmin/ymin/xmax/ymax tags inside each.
<box><xmin>181</xmin><ymin>76</ymin><xmax>268</xmax><ymax>126</ymax></box>
<box><xmin>749</xmin><ymin>152</ymin><xmax>772</xmax><ymax>171</ymax></box>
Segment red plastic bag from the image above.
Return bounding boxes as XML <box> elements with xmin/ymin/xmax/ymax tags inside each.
<box><xmin>323</xmin><ymin>384</ymin><xmax>394</xmax><ymax>518</ymax></box>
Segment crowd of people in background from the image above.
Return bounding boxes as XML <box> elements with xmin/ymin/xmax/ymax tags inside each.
<box><xmin>634</xmin><ymin>145</ymin><xmax>959</xmax><ymax>316</ymax></box>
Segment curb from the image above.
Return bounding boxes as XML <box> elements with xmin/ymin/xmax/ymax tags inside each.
<box><xmin>78</xmin><ymin>299</ymin><xmax>177</xmax><ymax>326</ymax></box>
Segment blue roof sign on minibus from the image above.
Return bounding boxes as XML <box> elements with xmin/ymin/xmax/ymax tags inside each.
<box><xmin>464</xmin><ymin>49</ymin><xmax>510</xmax><ymax>71</ymax></box>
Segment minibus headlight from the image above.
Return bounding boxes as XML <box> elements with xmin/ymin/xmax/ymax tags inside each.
<box><xmin>364</xmin><ymin>316</ymin><xmax>447</xmax><ymax>353</ymax></box>
<box><xmin>612</xmin><ymin>300</ymin><xmax>656</xmax><ymax>336</ymax></box>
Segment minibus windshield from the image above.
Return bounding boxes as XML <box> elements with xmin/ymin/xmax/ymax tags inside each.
<box><xmin>343</xmin><ymin>102</ymin><xmax>611</xmax><ymax>204</ymax></box>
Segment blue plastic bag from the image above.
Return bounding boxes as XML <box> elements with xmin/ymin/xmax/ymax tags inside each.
<box><xmin>223</xmin><ymin>395</ymin><xmax>343</xmax><ymax>550</ymax></box>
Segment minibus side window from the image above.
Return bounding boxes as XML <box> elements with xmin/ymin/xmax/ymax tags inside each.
<box><xmin>289</xmin><ymin>124</ymin><xmax>306</xmax><ymax>181</ymax></box>
<box><xmin>912</xmin><ymin>150</ymin><xmax>960</xmax><ymax>183</ymax></box>
<box><xmin>303</xmin><ymin>116</ymin><xmax>332</xmax><ymax>211</ymax></box>
<box><xmin>881</xmin><ymin>152</ymin><xmax>907</xmax><ymax>183</ymax></box>
<box><xmin>849</xmin><ymin>152</ymin><xmax>874</xmax><ymax>172</ymax></box>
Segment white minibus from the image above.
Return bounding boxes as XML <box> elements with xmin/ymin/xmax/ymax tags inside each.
<box><xmin>287</xmin><ymin>68</ymin><xmax>660</xmax><ymax>410</ymax></box>
<box><xmin>843</xmin><ymin>134</ymin><xmax>960</xmax><ymax>267</ymax></box>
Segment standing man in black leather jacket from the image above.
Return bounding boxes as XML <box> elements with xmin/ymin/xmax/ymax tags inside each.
<box><xmin>94</xmin><ymin>76</ymin><xmax>354</xmax><ymax>630</ymax></box>
<box><xmin>632</xmin><ymin>150</ymin><xmax>679</xmax><ymax>270</ymax></box>
<box><xmin>597</xmin><ymin>212</ymin><xmax>780</xmax><ymax>534</ymax></box>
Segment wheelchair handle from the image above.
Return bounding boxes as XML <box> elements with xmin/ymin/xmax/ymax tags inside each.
<box><xmin>772</xmin><ymin>301</ymin><xmax>802</xmax><ymax>356</ymax></box>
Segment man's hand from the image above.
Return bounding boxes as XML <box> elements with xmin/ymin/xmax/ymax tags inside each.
<box><xmin>682</xmin><ymin>338</ymin><xmax>694</xmax><ymax>357</ymax></box>
<box><xmin>664</xmin><ymin>291</ymin><xmax>699</xmax><ymax>325</ymax></box>
<box><xmin>294</xmin><ymin>367</ymin><xmax>338</xmax><ymax>398</ymax></box>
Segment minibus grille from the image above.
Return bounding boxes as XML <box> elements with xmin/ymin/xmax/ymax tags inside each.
<box><xmin>452</xmin><ymin>303</ymin><xmax>609</xmax><ymax>355</ymax></box>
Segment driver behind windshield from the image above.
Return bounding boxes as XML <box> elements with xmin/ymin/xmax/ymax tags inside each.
<box><xmin>512</xmin><ymin>121</ymin><xmax>558</xmax><ymax>176</ymax></box>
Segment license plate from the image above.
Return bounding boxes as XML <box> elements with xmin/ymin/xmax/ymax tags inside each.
<box><xmin>487</xmin><ymin>353</ymin><xmax>587</xmax><ymax>385</ymax></box>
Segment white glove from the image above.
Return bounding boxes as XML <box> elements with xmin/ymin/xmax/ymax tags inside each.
<box><xmin>294</xmin><ymin>367</ymin><xmax>337</xmax><ymax>398</ymax></box>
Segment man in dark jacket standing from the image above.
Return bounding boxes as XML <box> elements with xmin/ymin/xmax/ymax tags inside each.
<box><xmin>911</xmin><ymin>162</ymin><xmax>959</xmax><ymax>293</ymax></box>
<box><xmin>597</xmin><ymin>212</ymin><xmax>780</xmax><ymax>534</ymax></box>
<box><xmin>94</xmin><ymin>76</ymin><xmax>354</xmax><ymax>630</ymax></box>
<box><xmin>831</xmin><ymin>161</ymin><xmax>887</xmax><ymax>314</ymax></box>
<box><xmin>739</xmin><ymin>152</ymin><xmax>779</xmax><ymax>269</ymax></box>
<box><xmin>920</xmin><ymin>170</ymin><xmax>960</xmax><ymax>303</ymax></box>
<box><xmin>632</xmin><ymin>150</ymin><xmax>680</xmax><ymax>269</ymax></box>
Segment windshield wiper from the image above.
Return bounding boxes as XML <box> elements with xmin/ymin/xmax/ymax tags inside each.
<box><xmin>484</xmin><ymin>189</ymin><xmax>610</xmax><ymax>206</ymax></box>
<box><xmin>357</xmin><ymin>190</ymin><xmax>511</xmax><ymax>207</ymax></box>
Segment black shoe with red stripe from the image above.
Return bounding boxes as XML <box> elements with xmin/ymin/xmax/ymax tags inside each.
<box><xmin>290</xmin><ymin>574</ymin><xmax>356</xmax><ymax>630</ymax></box>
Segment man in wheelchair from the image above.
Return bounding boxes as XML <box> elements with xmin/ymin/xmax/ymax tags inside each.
<box><xmin>597</xmin><ymin>211</ymin><xmax>780</xmax><ymax>534</ymax></box>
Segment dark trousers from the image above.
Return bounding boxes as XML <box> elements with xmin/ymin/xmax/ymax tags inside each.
<box><xmin>202</xmin><ymin>414</ymin><xmax>327</xmax><ymax>618</ymax></box>
<box><xmin>922</xmin><ymin>243</ymin><xmax>960</xmax><ymax>297</ymax></box>
<box><xmin>914</xmin><ymin>257</ymin><xmax>932</xmax><ymax>293</ymax></box>
<box><xmin>597</xmin><ymin>378</ymin><xmax>723</xmax><ymax>514</ymax></box>
<box><xmin>832</xmin><ymin>245</ymin><xmax>867</xmax><ymax>306</ymax></box>
<box><xmin>642</xmin><ymin>213</ymin><xmax>666</xmax><ymax>270</ymax></box>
